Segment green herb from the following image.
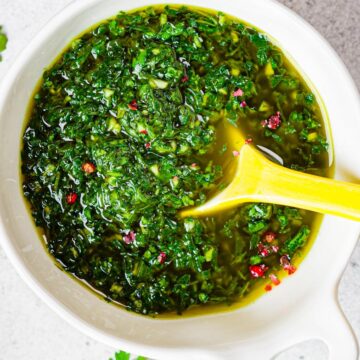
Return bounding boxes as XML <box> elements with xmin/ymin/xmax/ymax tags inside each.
<box><xmin>0</xmin><ymin>26</ymin><xmax>8</xmax><ymax>61</ymax></box>
<box><xmin>283</xmin><ymin>226</ymin><xmax>311</xmax><ymax>255</ymax></box>
<box><xmin>109</xmin><ymin>351</ymin><xmax>146</xmax><ymax>360</ymax></box>
<box><xmin>111</xmin><ymin>351</ymin><xmax>130</xmax><ymax>360</ymax></box>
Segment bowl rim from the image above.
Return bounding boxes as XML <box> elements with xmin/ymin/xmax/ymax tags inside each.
<box><xmin>1</xmin><ymin>0</ymin><xmax>360</xmax><ymax>358</ymax></box>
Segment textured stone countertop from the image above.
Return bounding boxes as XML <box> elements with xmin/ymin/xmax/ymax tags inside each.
<box><xmin>0</xmin><ymin>1</ymin><xmax>359</xmax><ymax>359</ymax></box>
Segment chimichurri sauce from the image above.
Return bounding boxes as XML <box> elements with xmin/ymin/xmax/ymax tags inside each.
<box><xmin>21</xmin><ymin>6</ymin><xmax>330</xmax><ymax>315</ymax></box>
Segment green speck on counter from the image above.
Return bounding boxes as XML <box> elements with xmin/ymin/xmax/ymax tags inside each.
<box><xmin>109</xmin><ymin>351</ymin><xmax>147</xmax><ymax>360</ymax></box>
<box><xmin>0</xmin><ymin>26</ymin><xmax>8</xmax><ymax>60</ymax></box>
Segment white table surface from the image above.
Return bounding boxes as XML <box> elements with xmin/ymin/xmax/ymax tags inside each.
<box><xmin>0</xmin><ymin>1</ymin><xmax>359</xmax><ymax>359</ymax></box>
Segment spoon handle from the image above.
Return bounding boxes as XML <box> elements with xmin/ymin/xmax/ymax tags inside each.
<box><xmin>180</xmin><ymin>145</ymin><xmax>360</xmax><ymax>220</ymax></box>
<box><xmin>248</xmin><ymin>146</ymin><xmax>360</xmax><ymax>221</ymax></box>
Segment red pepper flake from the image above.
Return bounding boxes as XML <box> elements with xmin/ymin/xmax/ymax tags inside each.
<box><xmin>123</xmin><ymin>231</ymin><xmax>136</xmax><ymax>244</ymax></box>
<box><xmin>191</xmin><ymin>163</ymin><xmax>197</xmax><ymax>168</ymax></box>
<box><xmin>66</xmin><ymin>192</ymin><xmax>77</xmax><ymax>205</ymax></box>
<box><xmin>269</xmin><ymin>273</ymin><xmax>281</xmax><ymax>286</ymax></box>
<box><xmin>260</xmin><ymin>249</ymin><xmax>269</xmax><ymax>257</ymax></box>
<box><xmin>285</xmin><ymin>264</ymin><xmax>297</xmax><ymax>275</ymax></box>
<box><xmin>128</xmin><ymin>99</ymin><xmax>138</xmax><ymax>110</ymax></box>
<box><xmin>233</xmin><ymin>88</ymin><xmax>244</xmax><ymax>97</ymax></box>
<box><xmin>263</xmin><ymin>111</ymin><xmax>281</xmax><ymax>130</ymax></box>
<box><xmin>265</xmin><ymin>284</ymin><xmax>272</xmax><ymax>292</ymax></box>
<box><xmin>181</xmin><ymin>75</ymin><xmax>189</xmax><ymax>83</ymax></box>
<box><xmin>261</xmin><ymin>120</ymin><xmax>268</xmax><ymax>127</ymax></box>
<box><xmin>139</xmin><ymin>129</ymin><xmax>148</xmax><ymax>135</ymax></box>
<box><xmin>263</xmin><ymin>231</ymin><xmax>276</xmax><ymax>243</ymax></box>
<box><xmin>82</xmin><ymin>162</ymin><xmax>96</xmax><ymax>174</ymax></box>
<box><xmin>245</xmin><ymin>138</ymin><xmax>253</xmax><ymax>145</ymax></box>
<box><xmin>158</xmin><ymin>252</ymin><xmax>167</xmax><ymax>264</ymax></box>
<box><xmin>271</xmin><ymin>245</ymin><xmax>279</xmax><ymax>253</ymax></box>
<box><xmin>280</xmin><ymin>255</ymin><xmax>297</xmax><ymax>275</ymax></box>
<box><xmin>240</xmin><ymin>101</ymin><xmax>247</xmax><ymax>108</ymax></box>
<box><xmin>249</xmin><ymin>264</ymin><xmax>268</xmax><ymax>278</ymax></box>
<box><xmin>145</xmin><ymin>142</ymin><xmax>151</xmax><ymax>149</ymax></box>
<box><xmin>232</xmin><ymin>150</ymin><xmax>240</xmax><ymax>157</ymax></box>
<box><xmin>258</xmin><ymin>243</ymin><xmax>269</xmax><ymax>257</ymax></box>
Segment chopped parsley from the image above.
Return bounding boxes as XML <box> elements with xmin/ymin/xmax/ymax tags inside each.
<box><xmin>21</xmin><ymin>6</ymin><xmax>330</xmax><ymax>315</ymax></box>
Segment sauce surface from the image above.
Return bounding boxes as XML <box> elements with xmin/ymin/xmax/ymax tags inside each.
<box><xmin>21</xmin><ymin>5</ymin><xmax>331</xmax><ymax>316</ymax></box>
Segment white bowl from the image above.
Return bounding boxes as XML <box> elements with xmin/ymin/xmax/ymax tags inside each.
<box><xmin>1</xmin><ymin>0</ymin><xmax>360</xmax><ymax>359</ymax></box>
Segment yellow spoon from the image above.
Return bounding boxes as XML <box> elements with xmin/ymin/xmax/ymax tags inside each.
<box><xmin>180</xmin><ymin>120</ymin><xmax>360</xmax><ymax>221</ymax></box>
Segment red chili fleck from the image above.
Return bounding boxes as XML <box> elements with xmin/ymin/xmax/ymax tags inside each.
<box><xmin>260</xmin><ymin>249</ymin><xmax>269</xmax><ymax>257</ymax></box>
<box><xmin>66</xmin><ymin>193</ymin><xmax>77</xmax><ymax>205</ymax></box>
<box><xmin>181</xmin><ymin>75</ymin><xmax>189</xmax><ymax>83</ymax></box>
<box><xmin>269</xmin><ymin>273</ymin><xmax>281</xmax><ymax>286</ymax></box>
<box><xmin>240</xmin><ymin>101</ymin><xmax>247</xmax><ymax>108</ymax></box>
<box><xmin>123</xmin><ymin>231</ymin><xmax>136</xmax><ymax>244</ymax></box>
<box><xmin>263</xmin><ymin>231</ymin><xmax>276</xmax><ymax>243</ymax></box>
<box><xmin>191</xmin><ymin>163</ymin><xmax>197</xmax><ymax>168</ymax></box>
<box><xmin>271</xmin><ymin>245</ymin><xmax>279</xmax><ymax>253</ymax></box>
<box><xmin>139</xmin><ymin>129</ymin><xmax>148</xmax><ymax>135</ymax></box>
<box><xmin>258</xmin><ymin>244</ymin><xmax>269</xmax><ymax>257</ymax></box>
<box><xmin>245</xmin><ymin>138</ymin><xmax>253</xmax><ymax>145</ymax></box>
<box><xmin>145</xmin><ymin>142</ymin><xmax>151</xmax><ymax>149</ymax></box>
<box><xmin>82</xmin><ymin>162</ymin><xmax>96</xmax><ymax>174</ymax></box>
<box><xmin>233</xmin><ymin>88</ymin><xmax>244</xmax><ymax>97</ymax></box>
<box><xmin>249</xmin><ymin>264</ymin><xmax>268</xmax><ymax>278</ymax></box>
<box><xmin>280</xmin><ymin>255</ymin><xmax>297</xmax><ymax>275</ymax></box>
<box><xmin>265</xmin><ymin>111</ymin><xmax>281</xmax><ymax>130</ymax></box>
<box><xmin>265</xmin><ymin>284</ymin><xmax>272</xmax><ymax>292</ymax></box>
<box><xmin>285</xmin><ymin>264</ymin><xmax>297</xmax><ymax>275</ymax></box>
<box><xmin>158</xmin><ymin>252</ymin><xmax>167</xmax><ymax>264</ymax></box>
<box><xmin>128</xmin><ymin>99</ymin><xmax>138</xmax><ymax>110</ymax></box>
<box><xmin>261</xmin><ymin>120</ymin><xmax>268</xmax><ymax>127</ymax></box>
<box><xmin>232</xmin><ymin>150</ymin><xmax>240</xmax><ymax>157</ymax></box>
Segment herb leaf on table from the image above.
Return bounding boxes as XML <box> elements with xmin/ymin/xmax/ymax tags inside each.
<box><xmin>0</xmin><ymin>26</ymin><xmax>7</xmax><ymax>60</ymax></box>
<box><xmin>109</xmin><ymin>350</ymin><xmax>147</xmax><ymax>360</ymax></box>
